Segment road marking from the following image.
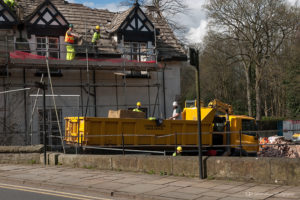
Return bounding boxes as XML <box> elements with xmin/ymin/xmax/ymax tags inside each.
<box><xmin>0</xmin><ymin>183</ymin><xmax>113</xmax><ymax>200</ymax></box>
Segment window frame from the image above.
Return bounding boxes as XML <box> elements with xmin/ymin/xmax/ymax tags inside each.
<box><xmin>36</xmin><ymin>36</ymin><xmax>60</xmax><ymax>59</ymax></box>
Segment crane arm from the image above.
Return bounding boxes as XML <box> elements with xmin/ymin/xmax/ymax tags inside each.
<box><xmin>208</xmin><ymin>99</ymin><xmax>233</xmax><ymax>115</ymax></box>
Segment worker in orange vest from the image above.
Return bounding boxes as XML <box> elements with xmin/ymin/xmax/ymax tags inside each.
<box><xmin>260</xmin><ymin>137</ymin><xmax>269</xmax><ymax>148</ymax></box>
<box><xmin>65</xmin><ymin>24</ymin><xmax>76</xmax><ymax>60</ymax></box>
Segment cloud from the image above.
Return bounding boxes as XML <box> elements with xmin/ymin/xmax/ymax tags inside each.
<box><xmin>95</xmin><ymin>3</ymin><xmax>128</xmax><ymax>12</ymax></box>
<box><xmin>187</xmin><ymin>20</ymin><xmax>208</xmax><ymax>44</ymax></box>
<box><xmin>182</xmin><ymin>0</ymin><xmax>299</xmax><ymax>44</ymax></box>
<box><xmin>82</xmin><ymin>1</ymin><xmax>128</xmax><ymax>12</ymax></box>
<box><xmin>173</xmin><ymin>0</ymin><xmax>207</xmax><ymax>44</ymax></box>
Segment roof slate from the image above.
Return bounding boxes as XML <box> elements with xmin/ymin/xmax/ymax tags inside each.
<box><xmin>14</xmin><ymin>0</ymin><xmax>186</xmax><ymax>60</ymax></box>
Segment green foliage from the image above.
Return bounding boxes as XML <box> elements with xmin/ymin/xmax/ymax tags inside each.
<box><xmin>147</xmin><ymin>169</ymin><xmax>156</xmax><ymax>175</ymax></box>
<box><xmin>29</xmin><ymin>159</ymin><xmax>37</xmax><ymax>165</ymax></box>
<box><xmin>285</xmin><ymin>62</ymin><xmax>300</xmax><ymax>119</ymax></box>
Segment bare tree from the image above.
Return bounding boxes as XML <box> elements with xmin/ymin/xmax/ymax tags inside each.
<box><xmin>205</xmin><ymin>0</ymin><xmax>299</xmax><ymax>120</ymax></box>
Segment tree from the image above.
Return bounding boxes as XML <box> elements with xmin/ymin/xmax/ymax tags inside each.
<box><xmin>205</xmin><ymin>0</ymin><xmax>299</xmax><ymax>120</ymax></box>
<box><xmin>198</xmin><ymin>31</ymin><xmax>248</xmax><ymax>113</ymax></box>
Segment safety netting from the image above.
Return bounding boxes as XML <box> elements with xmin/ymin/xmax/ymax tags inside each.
<box><xmin>10</xmin><ymin>51</ymin><xmax>157</xmax><ymax>64</ymax></box>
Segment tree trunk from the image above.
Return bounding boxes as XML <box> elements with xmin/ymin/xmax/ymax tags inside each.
<box><xmin>245</xmin><ymin>65</ymin><xmax>252</xmax><ymax>117</ymax></box>
<box><xmin>255</xmin><ymin>65</ymin><xmax>262</xmax><ymax>120</ymax></box>
<box><xmin>264</xmin><ymin>99</ymin><xmax>268</xmax><ymax>117</ymax></box>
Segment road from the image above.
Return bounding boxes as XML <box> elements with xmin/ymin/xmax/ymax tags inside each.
<box><xmin>0</xmin><ymin>183</ymin><xmax>114</xmax><ymax>200</ymax></box>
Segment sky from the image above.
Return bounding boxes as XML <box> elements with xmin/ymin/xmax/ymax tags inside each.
<box><xmin>67</xmin><ymin>0</ymin><xmax>298</xmax><ymax>44</ymax></box>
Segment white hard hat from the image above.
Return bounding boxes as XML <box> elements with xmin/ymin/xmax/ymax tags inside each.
<box><xmin>173</xmin><ymin>101</ymin><xmax>178</xmax><ymax>106</ymax></box>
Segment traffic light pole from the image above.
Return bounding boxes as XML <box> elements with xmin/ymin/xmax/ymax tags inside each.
<box><xmin>190</xmin><ymin>48</ymin><xmax>203</xmax><ymax>179</ymax></box>
<box><xmin>195</xmin><ymin>56</ymin><xmax>203</xmax><ymax>180</ymax></box>
<box><xmin>43</xmin><ymin>82</ymin><xmax>47</xmax><ymax>165</ymax></box>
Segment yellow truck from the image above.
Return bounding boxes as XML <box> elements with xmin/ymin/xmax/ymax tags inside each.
<box><xmin>182</xmin><ymin>99</ymin><xmax>259</xmax><ymax>155</ymax></box>
<box><xmin>65</xmin><ymin>99</ymin><xmax>259</xmax><ymax>155</ymax></box>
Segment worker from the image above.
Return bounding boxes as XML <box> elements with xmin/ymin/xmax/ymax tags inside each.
<box><xmin>168</xmin><ymin>101</ymin><xmax>181</xmax><ymax>120</ymax></box>
<box><xmin>92</xmin><ymin>25</ymin><xmax>101</xmax><ymax>58</ymax></box>
<box><xmin>260</xmin><ymin>137</ymin><xmax>269</xmax><ymax>149</ymax></box>
<box><xmin>133</xmin><ymin>102</ymin><xmax>142</xmax><ymax>112</ymax></box>
<box><xmin>65</xmin><ymin>24</ymin><xmax>76</xmax><ymax>61</ymax></box>
<box><xmin>173</xmin><ymin>146</ymin><xmax>182</xmax><ymax>156</ymax></box>
<box><xmin>4</xmin><ymin>0</ymin><xmax>15</xmax><ymax>8</ymax></box>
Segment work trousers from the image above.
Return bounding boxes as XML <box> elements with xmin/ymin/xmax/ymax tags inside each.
<box><xmin>66</xmin><ymin>44</ymin><xmax>75</xmax><ymax>60</ymax></box>
<box><xmin>92</xmin><ymin>42</ymin><xmax>99</xmax><ymax>58</ymax></box>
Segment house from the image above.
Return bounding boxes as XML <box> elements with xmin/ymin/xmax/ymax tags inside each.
<box><xmin>0</xmin><ymin>0</ymin><xmax>187</xmax><ymax>146</ymax></box>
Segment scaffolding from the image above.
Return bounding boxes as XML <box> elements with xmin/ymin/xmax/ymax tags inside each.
<box><xmin>0</xmin><ymin>34</ymin><xmax>166</xmax><ymax>146</ymax></box>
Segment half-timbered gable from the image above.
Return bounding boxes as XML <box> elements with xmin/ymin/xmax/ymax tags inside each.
<box><xmin>25</xmin><ymin>0</ymin><xmax>68</xmax><ymax>37</ymax></box>
<box><xmin>0</xmin><ymin>0</ymin><xmax>17</xmax><ymax>29</ymax></box>
<box><xmin>108</xmin><ymin>3</ymin><xmax>157</xmax><ymax>62</ymax></box>
<box><xmin>116</xmin><ymin>3</ymin><xmax>155</xmax><ymax>43</ymax></box>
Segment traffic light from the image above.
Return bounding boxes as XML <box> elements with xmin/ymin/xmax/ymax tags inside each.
<box><xmin>189</xmin><ymin>48</ymin><xmax>199</xmax><ymax>68</ymax></box>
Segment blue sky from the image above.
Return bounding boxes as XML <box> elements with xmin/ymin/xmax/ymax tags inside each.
<box><xmin>70</xmin><ymin>0</ymin><xmax>122</xmax><ymax>4</ymax></box>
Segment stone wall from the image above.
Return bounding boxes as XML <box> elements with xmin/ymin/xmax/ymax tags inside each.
<box><xmin>1</xmin><ymin>153</ymin><xmax>299</xmax><ymax>186</ymax></box>
<box><xmin>55</xmin><ymin>154</ymin><xmax>300</xmax><ymax>185</ymax></box>
<box><xmin>0</xmin><ymin>153</ymin><xmax>40</xmax><ymax>164</ymax></box>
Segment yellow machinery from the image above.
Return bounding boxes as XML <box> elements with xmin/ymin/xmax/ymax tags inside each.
<box><xmin>65</xmin><ymin>99</ymin><xmax>258</xmax><ymax>155</ymax></box>
<box><xmin>65</xmin><ymin>108</ymin><xmax>215</xmax><ymax>147</ymax></box>
<box><xmin>182</xmin><ymin>99</ymin><xmax>259</xmax><ymax>154</ymax></box>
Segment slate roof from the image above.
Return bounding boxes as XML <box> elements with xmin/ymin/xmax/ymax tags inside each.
<box><xmin>107</xmin><ymin>6</ymin><xmax>135</xmax><ymax>33</ymax></box>
<box><xmin>14</xmin><ymin>0</ymin><xmax>186</xmax><ymax>61</ymax></box>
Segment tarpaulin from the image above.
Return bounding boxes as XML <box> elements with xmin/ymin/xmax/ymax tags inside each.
<box><xmin>10</xmin><ymin>51</ymin><xmax>157</xmax><ymax>64</ymax></box>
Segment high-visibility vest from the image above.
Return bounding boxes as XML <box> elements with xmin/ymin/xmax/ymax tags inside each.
<box><xmin>65</xmin><ymin>31</ymin><xmax>75</xmax><ymax>44</ymax></box>
<box><xmin>260</xmin><ymin>137</ymin><xmax>269</xmax><ymax>148</ymax></box>
<box><xmin>92</xmin><ymin>32</ymin><xmax>100</xmax><ymax>43</ymax></box>
<box><xmin>4</xmin><ymin>0</ymin><xmax>15</xmax><ymax>7</ymax></box>
<box><xmin>133</xmin><ymin>108</ymin><xmax>142</xmax><ymax>112</ymax></box>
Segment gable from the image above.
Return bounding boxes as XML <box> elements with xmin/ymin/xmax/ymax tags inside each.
<box><xmin>117</xmin><ymin>5</ymin><xmax>155</xmax><ymax>42</ymax></box>
<box><xmin>0</xmin><ymin>1</ymin><xmax>17</xmax><ymax>28</ymax></box>
<box><xmin>26</xmin><ymin>0</ymin><xmax>68</xmax><ymax>37</ymax></box>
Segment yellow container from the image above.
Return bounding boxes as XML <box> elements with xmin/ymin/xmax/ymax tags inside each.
<box><xmin>64</xmin><ymin>117</ymin><xmax>214</xmax><ymax>147</ymax></box>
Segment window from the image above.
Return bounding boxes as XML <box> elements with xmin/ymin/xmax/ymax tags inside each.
<box><xmin>35</xmin><ymin>36</ymin><xmax>62</xmax><ymax>76</ymax></box>
<box><xmin>124</xmin><ymin>42</ymin><xmax>147</xmax><ymax>61</ymax></box>
<box><xmin>38</xmin><ymin>109</ymin><xmax>62</xmax><ymax>147</ymax></box>
<box><xmin>36</xmin><ymin>36</ymin><xmax>59</xmax><ymax>58</ymax></box>
<box><xmin>125</xmin><ymin>70</ymin><xmax>150</xmax><ymax>79</ymax></box>
<box><xmin>242</xmin><ymin>119</ymin><xmax>257</xmax><ymax>136</ymax></box>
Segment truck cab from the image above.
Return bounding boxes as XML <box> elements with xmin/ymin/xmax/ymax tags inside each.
<box><xmin>182</xmin><ymin>100</ymin><xmax>259</xmax><ymax>155</ymax></box>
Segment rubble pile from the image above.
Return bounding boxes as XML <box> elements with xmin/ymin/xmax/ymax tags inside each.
<box><xmin>258</xmin><ymin>136</ymin><xmax>300</xmax><ymax>158</ymax></box>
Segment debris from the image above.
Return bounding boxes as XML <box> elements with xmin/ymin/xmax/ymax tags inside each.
<box><xmin>258</xmin><ymin>136</ymin><xmax>300</xmax><ymax>158</ymax></box>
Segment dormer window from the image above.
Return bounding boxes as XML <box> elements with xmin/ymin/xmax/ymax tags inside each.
<box><xmin>124</xmin><ymin>42</ymin><xmax>147</xmax><ymax>61</ymax></box>
<box><xmin>35</xmin><ymin>36</ymin><xmax>62</xmax><ymax>77</ymax></box>
<box><xmin>36</xmin><ymin>36</ymin><xmax>60</xmax><ymax>58</ymax></box>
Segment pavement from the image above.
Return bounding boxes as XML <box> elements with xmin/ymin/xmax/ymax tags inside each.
<box><xmin>0</xmin><ymin>164</ymin><xmax>299</xmax><ymax>200</ymax></box>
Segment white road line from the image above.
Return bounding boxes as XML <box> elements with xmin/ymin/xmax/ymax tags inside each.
<box><xmin>0</xmin><ymin>182</ymin><xmax>113</xmax><ymax>200</ymax></box>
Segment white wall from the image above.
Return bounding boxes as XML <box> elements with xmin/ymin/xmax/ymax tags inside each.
<box><xmin>0</xmin><ymin>60</ymin><xmax>184</xmax><ymax>145</ymax></box>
